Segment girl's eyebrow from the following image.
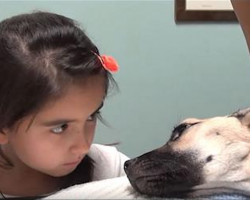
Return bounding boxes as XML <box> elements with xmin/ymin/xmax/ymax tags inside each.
<box><xmin>42</xmin><ymin>119</ymin><xmax>76</xmax><ymax>127</ymax></box>
<box><xmin>41</xmin><ymin>102</ymin><xmax>104</xmax><ymax>127</ymax></box>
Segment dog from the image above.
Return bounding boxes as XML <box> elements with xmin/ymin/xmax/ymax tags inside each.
<box><xmin>124</xmin><ymin>108</ymin><xmax>250</xmax><ymax>198</ymax></box>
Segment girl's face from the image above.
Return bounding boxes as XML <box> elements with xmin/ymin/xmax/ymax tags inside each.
<box><xmin>1</xmin><ymin>76</ymin><xmax>105</xmax><ymax>177</ymax></box>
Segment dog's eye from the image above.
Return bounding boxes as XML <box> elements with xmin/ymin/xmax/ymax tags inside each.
<box><xmin>170</xmin><ymin>123</ymin><xmax>193</xmax><ymax>141</ymax></box>
<box><xmin>171</xmin><ymin>132</ymin><xmax>180</xmax><ymax>141</ymax></box>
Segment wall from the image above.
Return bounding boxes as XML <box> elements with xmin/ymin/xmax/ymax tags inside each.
<box><xmin>0</xmin><ymin>0</ymin><xmax>250</xmax><ymax>157</ymax></box>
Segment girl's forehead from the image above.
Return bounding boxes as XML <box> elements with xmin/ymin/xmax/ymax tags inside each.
<box><xmin>10</xmin><ymin>75</ymin><xmax>106</xmax><ymax>131</ymax></box>
<box><xmin>47</xmin><ymin>77</ymin><xmax>105</xmax><ymax>107</ymax></box>
<box><xmin>32</xmin><ymin>77</ymin><xmax>105</xmax><ymax>119</ymax></box>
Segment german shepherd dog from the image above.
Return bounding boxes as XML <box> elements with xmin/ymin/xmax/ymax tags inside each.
<box><xmin>124</xmin><ymin>108</ymin><xmax>250</xmax><ymax>198</ymax></box>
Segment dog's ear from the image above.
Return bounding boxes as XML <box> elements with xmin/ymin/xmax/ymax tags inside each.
<box><xmin>229</xmin><ymin>107</ymin><xmax>250</xmax><ymax>127</ymax></box>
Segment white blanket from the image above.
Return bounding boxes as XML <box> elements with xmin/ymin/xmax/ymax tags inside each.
<box><xmin>43</xmin><ymin>176</ymin><xmax>145</xmax><ymax>199</ymax></box>
<box><xmin>43</xmin><ymin>176</ymin><xmax>250</xmax><ymax>200</ymax></box>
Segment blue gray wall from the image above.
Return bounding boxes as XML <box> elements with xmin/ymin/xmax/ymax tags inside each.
<box><xmin>1</xmin><ymin>1</ymin><xmax>250</xmax><ymax>157</ymax></box>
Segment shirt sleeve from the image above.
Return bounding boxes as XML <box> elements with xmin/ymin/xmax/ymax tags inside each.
<box><xmin>88</xmin><ymin>144</ymin><xmax>130</xmax><ymax>181</ymax></box>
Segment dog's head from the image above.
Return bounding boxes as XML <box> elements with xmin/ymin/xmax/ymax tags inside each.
<box><xmin>124</xmin><ymin>108</ymin><xmax>250</xmax><ymax>198</ymax></box>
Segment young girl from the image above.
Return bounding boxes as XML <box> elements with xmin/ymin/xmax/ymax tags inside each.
<box><xmin>0</xmin><ymin>11</ymin><xmax>128</xmax><ymax>198</ymax></box>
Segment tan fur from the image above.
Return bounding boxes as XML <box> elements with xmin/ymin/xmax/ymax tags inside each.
<box><xmin>170</xmin><ymin>113</ymin><xmax>250</xmax><ymax>184</ymax></box>
<box><xmin>125</xmin><ymin>108</ymin><xmax>250</xmax><ymax>197</ymax></box>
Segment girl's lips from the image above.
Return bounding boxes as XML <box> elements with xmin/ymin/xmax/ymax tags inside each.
<box><xmin>64</xmin><ymin>160</ymin><xmax>81</xmax><ymax>166</ymax></box>
<box><xmin>64</xmin><ymin>156</ymin><xmax>84</xmax><ymax>166</ymax></box>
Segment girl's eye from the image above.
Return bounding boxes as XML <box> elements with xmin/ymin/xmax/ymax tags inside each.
<box><xmin>87</xmin><ymin>111</ymin><xmax>100</xmax><ymax>121</ymax></box>
<box><xmin>51</xmin><ymin>123</ymin><xmax>68</xmax><ymax>134</ymax></box>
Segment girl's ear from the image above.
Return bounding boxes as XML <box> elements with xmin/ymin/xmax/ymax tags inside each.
<box><xmin>0</xmin><ymin>129</ymin><xmax>9</xmax><ymax>144</ymax></box>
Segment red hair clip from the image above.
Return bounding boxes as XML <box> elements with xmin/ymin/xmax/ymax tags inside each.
<box><xmin>100</xmin><ymin>55</ymin><xmax>119</xmax><ymax>73</ymax></box>
<box><xmin>93</xmin><ymin>52</ymin><xmax>119</xmax><ymax>73</ymax></box>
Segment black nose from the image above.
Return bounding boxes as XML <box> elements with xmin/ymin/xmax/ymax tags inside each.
<box><xmin>124</xmin><ymin>160</ymin><xmax>131</xmax><ymax>171</ymax></box>
<box><xmin>124</xmin><ymin>158</ymin><xmax>138</xmax><ymax>172</ymax></box>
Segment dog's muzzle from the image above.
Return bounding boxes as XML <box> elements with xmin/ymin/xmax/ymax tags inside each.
<box><xmin>124</xmin><ymin>146</ymin><xmax>204</xmax><ymax>198</ymax></box>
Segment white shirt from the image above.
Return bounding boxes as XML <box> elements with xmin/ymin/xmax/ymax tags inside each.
<box><xmin>89</xmin><ymin>144</ymin><xmax>129</xmax><ymax>181</ymax></box>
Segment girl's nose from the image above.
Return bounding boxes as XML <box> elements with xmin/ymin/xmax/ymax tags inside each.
<box><xmin>70</xmin><ymin>132</ymin><xmax>91</xmax><ymax>155</ymax></box>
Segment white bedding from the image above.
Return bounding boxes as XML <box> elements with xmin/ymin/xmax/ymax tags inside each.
<box><xmin>43</xmin><ymin>176</ymin><xmax>145</xmax><ymax>199</ymax></box>
<box><xmin>43</xmin><ymin>176</ymin><xmax>250</xmax><ymax>200</ymax></box>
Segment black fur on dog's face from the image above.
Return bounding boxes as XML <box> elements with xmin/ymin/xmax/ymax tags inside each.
<box><xmin>124</xmin><ymin>108</ymin><xmax>250</xmax><ymax>198</ymax></box>
<box><xmin>124</xmin><ymin>145</ymin><xmax>204</xmax><ymax>197</ymax></box>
